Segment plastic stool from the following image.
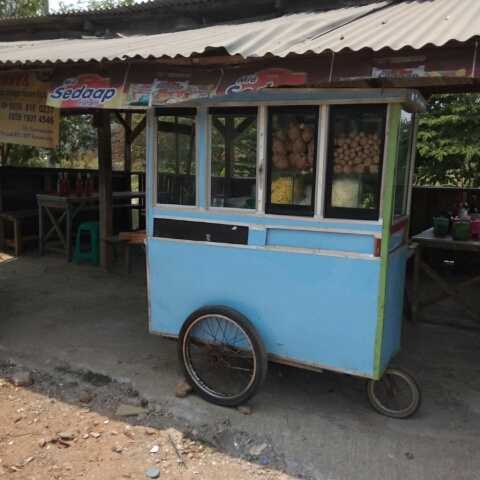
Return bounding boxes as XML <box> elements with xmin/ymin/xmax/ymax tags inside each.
<box><xmin>73</xmin><ymin>222</ymin><xmax>100</xmax><ymax>265</ymax></box>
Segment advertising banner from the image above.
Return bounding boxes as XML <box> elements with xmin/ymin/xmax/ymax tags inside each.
<box><xmin>46</xmin><ymin>65</ymin><xmax>312</xmax><ymax>109</ymax></box>
<box><xmin>0</xmin><ymin>71</ymin><xmax>59</xmax><ymax>149</ymax></box>
<box><xmin>45</xmin><ymin>46</ymin><xmax>476</xmax><ymax>110</ymax></box>
<box><xmin>47</xmin><ymin>73</ymin><xmax>127</xmax><ymax>109</ymax></box>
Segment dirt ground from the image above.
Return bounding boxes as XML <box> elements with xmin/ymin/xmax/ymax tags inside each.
<box><xmin>2</xmin><ymin>253</ymin><xmax>480</xmax><ymax>480</ymax></box>
<box><xmin>0</xmin><ymin>362</ymin><xmax>292</xmax><ymax>480</ymax></box>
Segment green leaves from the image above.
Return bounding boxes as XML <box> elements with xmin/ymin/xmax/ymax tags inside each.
<box><xmin>0</xmin><ymin>0</ymin><xmax>44</xmax><ymax>17</ymax></box>
<box><xmin>58</xmin><ymin>0</ymin><xmax>135</xmax><ymax>12</ymax></box>
<box><xmin>416</xmin><ymin>94</ymin><xmax>480</xmax><ymax>187</ymax></box>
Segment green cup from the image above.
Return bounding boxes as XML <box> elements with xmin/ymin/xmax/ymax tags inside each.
<box><xmin>451</xmin><ymin>221</ymin><xmax>471</xmax><ymax>241</ymax></box>
<box><xmin>433</xmin><ymin>217</ymin><xmax>450</xmax><ymax>237</ymax></box>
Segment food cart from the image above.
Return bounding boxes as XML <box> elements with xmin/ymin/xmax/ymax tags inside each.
<box><xmin>144</xmin><ymin>88</ymin><xmax>425</xmax><ymax>418</ymax></box>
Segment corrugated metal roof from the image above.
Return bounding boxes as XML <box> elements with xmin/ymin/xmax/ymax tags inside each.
<box><xmin>308</xmin><ymin>0</ymin><xmax>480</xmax><ymax>52</ymax></box>
<box><xmin>0</xmin><ymin>0</ymin><xmax>478</xmax><ymax>65</ymax></box>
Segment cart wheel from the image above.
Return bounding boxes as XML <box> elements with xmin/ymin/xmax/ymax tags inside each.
<box><xmin>178</xmin><ymin>306</ymin><xmax>268</xmax><ymax>407</ymax></box>
<box><xmin>366</xmin><ymin>368</ymin><xmax>421</xmax><ymax>419</ymax></box>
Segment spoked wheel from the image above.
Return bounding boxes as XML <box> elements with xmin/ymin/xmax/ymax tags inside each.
<box><xmin>178</xmin><ymin>306</ymin><xmax>268</xmax><ymax>407</ymax></box>
<box><xmin>367</xmin><ymin>368</ymin><xmax>421</xmax><ymax>419</ymax></box>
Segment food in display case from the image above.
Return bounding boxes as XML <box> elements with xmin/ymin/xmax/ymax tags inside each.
<box><xmin>325</xmin><ymin>105</ymin><xmax>386</xmax><ymax>219</ymax></box>
<box><xmin>271</xmin><ymin>122</ymin><xmax>315</xmax><ymax>173</ymax></box>
<box><xmin>333</xmin><ymin>132</ymin><xmax>381</xmax><ymax>175</ymax></box>
<box><xmin>271</xmin><ymin>177</ymin><xmax>293</xmax><ymax>204</ymax></box>
<box><xmin>267</xmin><ymin>107</ymin><xmax>318</xmax><ymax>216</ymax></box>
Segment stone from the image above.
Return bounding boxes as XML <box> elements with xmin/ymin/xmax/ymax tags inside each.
<box><xmin>124</xmin><ymin>396</ymin><xmax>147</xmax><ymax>408</ymax></box>
<box><xmin>237</xmin><ymin>405</ymin><xmax>252</xmax><ymax>415</ymax></box>
<box><xmin>89</xmin><ymin>432</ymin><xmax>101</xmax><ymax>439</ymax></box>
<box><xmin>115</xmin><ymin>404</ymin><xmax>146</xmax><ymax>417</ymax></box>
<box><xmin>145</xmin><ymin>467</ymin><xmax>160</xmax><ymax>479</ymax></box>
<box><xmin>259</xmin><ymin>455</ymin><xmax>270</xmax><ymax>466</ymax></box>
<box><xmin>405</xmin><ymin>452</ymin><xmax>415</xmax><ymax>460</ymax></box>
<box><xmin>11</xmin><ymin>371</ymin><xmax>33</xmax><ymax>387</ymax></box>
<box><xmin>249</xmin><ymin>443</ymin><xmax>268</xmax><ymax>457</ymax></box>
<box><xmin>112</xmin><ymin>445</ymin><xmax>123</xmax><ymax>454</ymax></box>
<box><xmin>38</xmin><ymin>439</ymin><xmax>48</xmax><ymax>448</ymax></box>
<box><xmin>78</xmin><ymin>390</ymin><xmax>95</xmax><ymax>404</ymax></box>
<box><xmin>149</xmin><ymin>445</ymin><xmax>160</xmax><ymax>454</ymax></box>
<box><xmin>175</xmin><ymin>381</ymin><xmax>193</xmax><ymax>398</ymax></box>
<box><xmin>58</xmin><ymin>432</ymin><xmax>76</xmax><ymax>441</ymax></box>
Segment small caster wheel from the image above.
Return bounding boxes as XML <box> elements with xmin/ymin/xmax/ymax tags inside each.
<box><xmin>367</xmin><ymin>368</ymin><xmax>421</xmax><ymax>419</ymax></box>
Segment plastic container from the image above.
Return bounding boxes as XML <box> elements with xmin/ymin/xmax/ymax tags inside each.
<box><xmin>471</xmin><ymin>219</ymin><xmax>480</xmax><ymax>239</ymax></box>
<box><xmin>433</xmin><ymin>216</ymin><xmax>450</xmax><ymax>237</ymax></box>
<box><xmin>451</xmin><ymin>221</ymin><xmax>471</xmax><ymax>241</ymax></box>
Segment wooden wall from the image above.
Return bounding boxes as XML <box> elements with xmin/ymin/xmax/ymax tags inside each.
<box><xmin>410</xmin><ymin>186</ymin><xmax>480</xmax><ymax>236</ymax></box>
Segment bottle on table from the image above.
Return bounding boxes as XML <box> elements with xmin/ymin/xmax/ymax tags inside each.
<box><xmin>75</xmin><ymin>173</ymin><xmax>83</xmax><ymax>196</ymax></box>
<box><xmin>85</xmin><ymin>173</ymin><xmax>93</xmax><ymax>196</ymax></box>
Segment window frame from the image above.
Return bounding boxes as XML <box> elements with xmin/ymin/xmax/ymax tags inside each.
<box><xmin>265</xmin><ymin>105</ymin><xmax>320</xmax><ymax>217</ymax></box>
<box><xmin>323</xmin><ymin>104</ymin><xmax>388</xmax><ymax>221</ymax></box>
<box><xmin>393</xmin><ymin>110</ymin><xmax>416</xmax><ymax>219</ymax></box>
<box><xmin>154</xmin><ymin>107</ymin><xmax>198</xmax><ymax>209</ymax></box>
<box><xmin>207</xmin><ymin>106</ymin><xmax>259</xmax><ymax>212</ymax></box>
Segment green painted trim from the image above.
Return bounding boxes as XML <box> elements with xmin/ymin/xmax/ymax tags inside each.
<box><xmin>373</xmin><ymin>104</ymin><xmax>401</xmax><ymax>379</ymax></box>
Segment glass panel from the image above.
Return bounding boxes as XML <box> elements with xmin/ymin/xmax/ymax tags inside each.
<box><xmin>210</xmin><ymin>111</ymin><xmax>257</xmax><ymax>209</ymax></box>
<box><xmin>325</xmin><ymin>105</ymin><xmax>386</xmax><ymax>220</ymax></box>
<box><xmin>266</xmin><ymin>107</ymin><xmax>318</xmax><ymax>216</ymax></box>
<box><xmin>157</xmin><ymin>114</ymin><xmax>196</xmax><ymax>206</ymax></box>
<box><xmin>394</xmin><ymin>110</ymin><xmax>414</xmax><ymax>217</ymax></box>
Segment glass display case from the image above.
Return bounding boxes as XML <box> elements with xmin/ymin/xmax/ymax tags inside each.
<box><xmin>156</xmin><ymin>109</ymin><xmax>196</xmax><ymax>206</ymax></box>
<box><xmin>266</xmin><ymin>106</ymin><xmax>318</xmax><ymax>216</ymax></box>
<box><xmin>209</xmin><ymin>107</ymin><xmax>257</xmax><ymax>210</ymax></box>
<box><xmin>394</xmin><ymin>110</ymin><xmax>415</xmax><ymax>217</ymax></box>
<box><xmin>324</xmin><ymin>105</ymin><xmax>386</xmax><ymax>220</ymax></box>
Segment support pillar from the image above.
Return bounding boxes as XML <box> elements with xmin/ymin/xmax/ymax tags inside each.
<box><xmin>95</xmin><ymin>110</ymin><xmax>113</xmax><ymax>270</ymax></box>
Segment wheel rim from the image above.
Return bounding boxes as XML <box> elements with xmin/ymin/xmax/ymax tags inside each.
<box><xmin>370</xmin><ymin>370</ymin><xmax>416</xmax><ymax>415</ymax></box>
<box><xmin>182</xmin><ymin>314</ymin><xmax>257</xmax><ymax>400</ymax></box>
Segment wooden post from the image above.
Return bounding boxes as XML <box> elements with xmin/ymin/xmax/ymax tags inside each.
<box><xmin>124</xmin><ymin>113</ymin><xmax>132</xmax><ymax>173</ymax></box>
<box><xmin>123</xmin><ymin>113</ymin><xmax>133</xmax><ymax>230</ymax></box>
<box><xmin>412</xmin><ymin>243</ymin><xmax>421</xmax><ymax>323</ymax></box>
<box><xmin>95</xmin><ymin>110</ymin><xmax>113</xmax><ymax>270</ymax></box>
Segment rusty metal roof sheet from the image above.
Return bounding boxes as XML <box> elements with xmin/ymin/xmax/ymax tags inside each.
<box><xmin>0</xmin><ymin>0</ymin><xmax>478</xmax><ymax>65</ymax></box>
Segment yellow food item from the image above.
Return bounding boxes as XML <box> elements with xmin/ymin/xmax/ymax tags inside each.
<box><xmin>271</xmin><ymin>177</ymin><xmax>293</xmax><ymax>204</ymax></box>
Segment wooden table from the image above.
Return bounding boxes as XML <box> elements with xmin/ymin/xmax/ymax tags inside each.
<box><xmin>411</xmin><ymin>227</ymin><xmax>480</xmax><ymax>324</ymax></box>
<box><xmin>37</xmin><ymin>192</ymin><xmax>145</xmax><ymax>261</ymax></box>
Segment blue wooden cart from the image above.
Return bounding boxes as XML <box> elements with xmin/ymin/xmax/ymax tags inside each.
<box><xmin>144</xmin><ymin>88</ymin><xmax>425</xmax><ymax>418</ymax></box>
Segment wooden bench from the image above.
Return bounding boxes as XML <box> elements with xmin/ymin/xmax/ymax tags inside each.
<box><xmin>105</xmin><ymin>230</ymin><xmax>146</xmax><ymax>273</ymax></box>
<box><xmin>118</xmin><ymin>230</ymin><xmax>146</xmax><ymax>273</ymax></box>
<box><xmin>0</xmin><ymin>210</ymin><xmax>38</xmax><ymax>256</ymax></box>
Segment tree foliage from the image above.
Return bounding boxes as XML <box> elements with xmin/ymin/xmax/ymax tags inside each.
<box><xmin>58</xmin><ymin>0</ymin><xmax>134</xmax><ymax>12</ymax></box>
<box><xmin>0</xmin><ymin>0</ymin><xmax>45</xmax><ymax>17</ymax></box>
<box><xmin>415</xmin><ymin>94</ymin><xmax>480</xmax><ymax>187</ymax></box>
<box><xmin>0</xmin><ymin>0</ymin><xmax>138</xmax><ymax>169</ymax></box>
